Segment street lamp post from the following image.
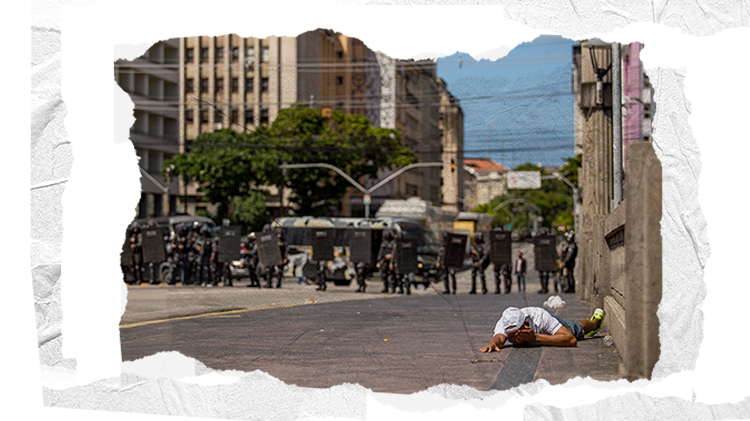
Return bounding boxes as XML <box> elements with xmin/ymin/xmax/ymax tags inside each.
<box><xmin>542</xmin><ymin>173</ymin><xmax>579</xmax><ymax>234</ymax></box>
<box><xmin>280</xmin><ymin>162</ymin><xmax>444</xmax><ymax>218</ymax></box>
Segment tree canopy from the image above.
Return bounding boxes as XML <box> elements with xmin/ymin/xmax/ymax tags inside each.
<box><xmin>472</xmin><ymin>155</ymin><xmax>580</xmax><ymax>234</ymax></box>
<box><xmin>165</xmin><ymin>107</ymin><xmax>416</xmax><ymax>224</ymax></box>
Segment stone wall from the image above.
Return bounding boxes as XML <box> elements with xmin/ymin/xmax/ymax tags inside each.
<box><xmin>580</xmin><ymin>141</ymin><xmax>662</xmax><ymax>380</ymax></box>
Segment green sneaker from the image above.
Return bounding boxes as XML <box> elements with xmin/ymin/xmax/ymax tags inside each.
<box><xmin>586</xmin><ymin>308</ymin><xmax>605</xmax><ymax>337</ymax></box>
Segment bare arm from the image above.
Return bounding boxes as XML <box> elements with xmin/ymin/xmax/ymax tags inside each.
<box><xmin>479</xmin><ymin>333</ymin><xmax>507</xmax><ymax>353</ymax></box>
<box><xmin>515</xmin><ymin>326</ymin><xmax>577</xmax><ymax>347</ymax></box>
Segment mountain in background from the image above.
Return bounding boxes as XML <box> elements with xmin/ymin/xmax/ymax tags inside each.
<box><xmin>437</xmin><ymin>35</ymin><xmax>578</xmax><ymax>169</ymax></box>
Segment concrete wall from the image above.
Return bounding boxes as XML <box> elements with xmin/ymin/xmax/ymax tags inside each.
<box><xmin>580</xmin><ymin>141</ymin><xmax>661</xmax><ymax>380</ymax></box>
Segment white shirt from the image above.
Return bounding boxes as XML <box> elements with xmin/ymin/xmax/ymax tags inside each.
<box><xmin>493</xmin><ymin>306</ymin><xmax>563</xmax><ymax>343</ymax></box>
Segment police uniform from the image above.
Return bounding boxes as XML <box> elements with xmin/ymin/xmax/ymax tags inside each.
<box><xmin>129</xmin><ymin>223</ymin><xmax>144</xmax><ymax>284</ymax></box>
<box><xmin>194</xmin><ymin>227</ymin><xmax>215</xmax><ymax>286</ymax></box>
<box><xmin>376</xmin><ymin>230</ymin><xmax>396</xmax><ymax>293</ymax></box>
<box><xmin>437</xmin><ymin>232</ymin><xmax>457</xmax><ymax>294</ymax></box>
<box><xmin>245</xmin><ymin>233</ymin><xmax>261</xmax><ymax>288</ymax></box>
<box><xmin>470</xmin><ymin>232</ymin><xmax>490</xmax><ymax>294</ymax></box>
<box><xmin>173</xmin><ymin>226</ymin><xmax>192</xmax><ymax>284</ymax></box>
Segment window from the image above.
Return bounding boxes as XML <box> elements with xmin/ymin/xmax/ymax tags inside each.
<box><xmin>231</xmin><ymin>47</ymin><xmax>239</xmax><ymax>63</ymax></box>
<box><xmin>215</xmin><ymin>77</ymin><xmax>224</xmax><ymax>93</ymax></box>
<box><xmin>230</xmin><ymin>108</ymin><xmax>238</xmax><ymax>123</ymax></box>
<box><xmin>214</xmin><ymin>108</ymin><xmax>223</xmax><ymax>123</ymax></box>
<box><xmin>200</xmin><ymin>108</ymin><xmax>208</xmax><ymax>123</ymax></box>
<box><xmin>185</xmin><ymin>109</ymin><xmax>194</xmax><ymax>122</ymax></box>
<box><xmin>200</xmin><ymin>48</ymin><xmax>208</xmax><ymax>63</ymax></box>
<box><xmin>245</xmin><ymin>78</ymin><xmax>254</xmax><ymax>93</ymax></box>
<box><xmin>215</xmin><ymin>47</ymin><xmax>224</xmax><ymax>63</ymax></box>
<box><xmin>231</xmin><ymin>77</ymin><xmax>239</xmax><ymax>93</ymax></box>
<box><xmin>261</xmin><ymin>46</ymin><xmax>269</xmax><ymax>62</ymax></box>
<box><xmin>185</xmin><ymin>78</ymin><xmax>194</xmax><ymax>93</ymax></box>
<box><xmin>337</xmin><ymin>51</ymin><xmax>343</xmax><ymax>59</ymax></box>
<box><xmin>337</xmin><ymin>76</ymin><xmax>343</xmax><ymax>85</ymax></box>
<box><xmin>260</xmin><ymin>108</ymin><xmax>269</xmax><ymax>125</ymax></box>
<box><xmin>200</xmin><ymin>78</ymin><xmax>208</xmax><ymax>93</ymax></box>
<box><xmin>185</xmin><ymin>48</ymin><xmax>194</xmax><ymax>63</ymax></box>
<box><xmin>261</xmin><ymin>77</ymin><xmax>269</xmax><ymax>92</ymax></box>
<box><xmin>246</xmin><ymin>46</ymin><xmax>255</xmax><ymax>67</ymax></box>
<box><xmin>244</xmin><ymin>108</ymin><xmax>254</xmax><ymax>124</ymax></box>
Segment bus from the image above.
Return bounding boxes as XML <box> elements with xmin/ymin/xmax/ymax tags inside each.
<box><xmin>271</xmin><ymin>216</ymin><xmax>441</xmax><ymax>287</ymax></box>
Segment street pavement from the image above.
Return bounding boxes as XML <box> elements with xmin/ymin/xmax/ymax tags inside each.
<box><xmin>120</xmin><ymin>242</ymin><xmax>623</xmax><ymax>394</ymax></box>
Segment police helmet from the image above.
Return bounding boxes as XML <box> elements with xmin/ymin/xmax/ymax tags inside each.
<box><xmin>200</xmin><ymin>225</ymin><xmax>211</xmax><ymax>236</ymax></box>
<box><xmin>262</xmin><ymin>224</ymin><xmax>272</xmax><ymax>232</ymax></box>
<box><xmin>565</xmin><ymin>231</ymin><xmax>575</xmax><ymax>241</ymax></box>
<box><xmin>130</xmin><ymin>222</ymin><xmax>141</xmax><ymax>231</ymax></box>
<box><xmin>441</xmin><ymin>230</ymin><xmax>450</xmax><ymax>240</ymax></box>
<box><xmin>275</xmin><ymin>228</ymin><xmax>285</xmax><ymax>240</ymax></box>
<box><xmin>248</xmin><ymin>232</ymin><xmax>256</xmax><ymax>241</ymax></box>
<box><xmin>474</xmin><ymin>232</ymin><xmax>484</xmax><ymax>243</ymax></box>
<box><xmin>222</xmin><ymin>218</ymin><xmax>231</xmax><ymax>227</ymax></box>
<box><xmin>383</xmin><ymin>229</ymin><xmax>394</xmax><ymax>240</ymax></box>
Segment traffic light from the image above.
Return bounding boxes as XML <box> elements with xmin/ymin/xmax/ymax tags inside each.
<box><xmin>450</xmin><ymin>159</ymin><xmax>455</xmax><ymax>173</ymax></box>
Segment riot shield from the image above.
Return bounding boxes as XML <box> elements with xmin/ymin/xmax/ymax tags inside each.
<box><xmin>218</xmin><ymin>226</ymin><xmax>242</xmax><ymax>262</ymax></box>
<box><xmin>121</xmin><ymin>232</ymin><xmax>132</xmax><ymax>266</ymax></box>
<box><xmin>534</xmin><ymin>235</ymin><xmax>557</xmax><ymax>272</ymax></box>
<box><xmin>489</xmin><ymin>230</ymin><xmax>512</xmax><ymax>266</ymax></box>
<box><xmin>348</xmin><ymin>229</ymin><xmax>375</xmax><ymax>265</ymax></box>
<box><xmin>395</xmin><ymin>238</ymin><xmax>418</xmax><ymax>275</ymax></box>
<box><xmin>257</xmin><ymin>231</ymin><xmax>281</xmax><ymax>268</ymax></box>
<box><xmin>142</xmin><ymin>227</ymin><xmax>166</xmax><ymax>264</ymax></box>
<box><xmin>444</xmin><ymin>233</ymin><xmax>467</xmax><ymax>269</ymax></box>
<box><xmin>311</xmin><ymin>228</ymin><xmax>334</xmax><ymax>262</ymax></box>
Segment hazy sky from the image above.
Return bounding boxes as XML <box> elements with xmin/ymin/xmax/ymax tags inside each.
<box><xmin>437</xmin><ymin>35</ymin><xmax>578</xmax><ymax>169</ymax></box>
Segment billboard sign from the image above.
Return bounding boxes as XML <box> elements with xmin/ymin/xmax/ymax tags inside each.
<box><xmin>507</xmin><ymin>171</ymin><xmax>542</xmax><ymax>189</ymax></box>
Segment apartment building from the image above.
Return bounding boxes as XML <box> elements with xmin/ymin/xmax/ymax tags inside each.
<box><xmin>174</xmin><ymin>29</ymin><xmax>461</xmax><ymax>217</ymax></box>
<box><xmin>114</xmin><ymin>38</ymin><xmax>181</xmax><ymax>218</ymax></box>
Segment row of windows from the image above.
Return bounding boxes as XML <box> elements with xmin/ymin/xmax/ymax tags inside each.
<box><xmin>185</xmin><ymin>77</ymin><xmax>269</xmax><ymax>94</ymax></box>
<box><xmin>185</xmin><ymin>108</ymin><xmax>269</xmax><ymax>125</ymax></box>
<box><xmin>185</xmin><ymin>46</ymin><xmax>270</xmax><ymax>64</ymax></box>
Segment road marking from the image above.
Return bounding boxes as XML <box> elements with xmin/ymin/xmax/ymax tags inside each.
<box><xmin>119</xmin><ymin>294</ymin><xmax>395</xmax><ymax>329</ymax></box>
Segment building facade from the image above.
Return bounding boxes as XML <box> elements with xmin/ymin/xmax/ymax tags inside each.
<box><xmin>572</xmin><ymin>40</ymin><xmax>660</xmax><ymax>380</ymax></box>
<box><xmin>462</xmin><ymin>158</ymin><xmax>509</xmax><ymax>208</ymax></box>
<box><xmin>115</xmin><ymin>38</ymin><xmax>181</xmax><ymax>218</ymax></box>
<box><xmin>175</xmin><ymin>29</ymin><xmax>462</xmax><ymax>218</ymax></box>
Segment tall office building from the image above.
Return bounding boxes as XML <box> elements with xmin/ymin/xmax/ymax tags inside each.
<box><xmin>175</xmin><ymin>29</ymin><xmax>461</xmax><ymax>217</ymax></box>
<box><xmin>115</xmin><ymin>38</ymin><xmax>181</xmax><ymax>218</ymax></box>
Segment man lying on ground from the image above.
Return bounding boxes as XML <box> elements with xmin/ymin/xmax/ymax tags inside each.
<box><xmin>479</xmin><ymin>306</ymin><xmax>604</xmax><ymax>351</ymax></box>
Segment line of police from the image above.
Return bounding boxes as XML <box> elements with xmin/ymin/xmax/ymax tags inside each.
<box><xmin>373</xmin><ymin>227</ymin><xmax>578</xmax><ymax>296</ymax></box>
<box><xmin>124</xmin><ymin>219</ymin><xmax>290</xmax><ymax>289</ymax></box>
<box><xmin>125</xmin><ymin>219</ymin><xmax>577</xmax><ymax>295</ymax></box>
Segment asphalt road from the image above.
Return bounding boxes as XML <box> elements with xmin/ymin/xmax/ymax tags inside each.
<box><xmin>120</xmin><ymin>242</ymin><xmax>622</xmax><ymax>394</ymax></box>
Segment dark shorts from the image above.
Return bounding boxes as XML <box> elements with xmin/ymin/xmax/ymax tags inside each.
<box><xmin>551</xmin><ymin>314</ymin><xmax>585</xmax><ymax>340</ymax></box>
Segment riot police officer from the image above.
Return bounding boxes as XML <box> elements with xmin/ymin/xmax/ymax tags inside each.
<box><xmin>493</xmin><ymin>261</ymin><xmax>512</xmax><ymax>294</ymax></box>
<box><xmin>376</xmin><ymin>229</ymin><xmax>396</xmax><ymax>293</ymax></box>
<box><xmin>470</xmin><ymin>231</ymin><xmax>490</xmax><ymax>294</ymax></box>
<box><xmin>172</xmin><ymin>224</ymin><xmax>192</xmax><ymax>284</ymax></box>
<box><xmin>436</xmin><ymin>230</ymin><xmax>457</xmax><ymax>294</ymax></box>
<box><xmin>244</xmin><ymin>232</ymin><xmax>261</xmax><ymax>288</ymax></box>
<box><xmin>391</xmin><ymin>231</ymin><xmax>413</xmax><ymax>295</ymax></box>
<box><xmin>129</xmin><ymin>222</ymin><xmax>144</xmax><ymax>284</ymax></box>
<box><xmin>562</xmin><ymin>231</ymin><xmax>578</xmax><ymax>293</ymax></box>
<box><xmin>194</xmin><ymin>225</ymin><xmax>215</xmax><ymax>286</ymax></box>
<box><xmin>265</xmin><ymin>228</ymin><xmax>288</xmax><ymax>288</ymax></box>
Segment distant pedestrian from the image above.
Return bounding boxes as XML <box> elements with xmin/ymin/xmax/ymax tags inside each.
<box><xmin>479</xmin><ymin>306</ymin><xmax>605</xmax><ymax>351</ymax></box>
<box><xmin>514</xmin><ymin>251</ymin><xmax>527</xmax><ymax>293</ymax></box>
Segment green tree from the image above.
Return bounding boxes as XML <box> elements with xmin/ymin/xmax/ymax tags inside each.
<box><xmin>267</xmin><ymin>108</ymin><xmax>415</xmax><ymax>215</ymax></box>
<box><xmin>474</xmin><ymin>157</ymin><xmax>580</xmax><ymax>233</ymax></box>
<box><xmin>165</xmin><ymin>107</ymin><xmax>416</xmax><ymax>219</ymax></box>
